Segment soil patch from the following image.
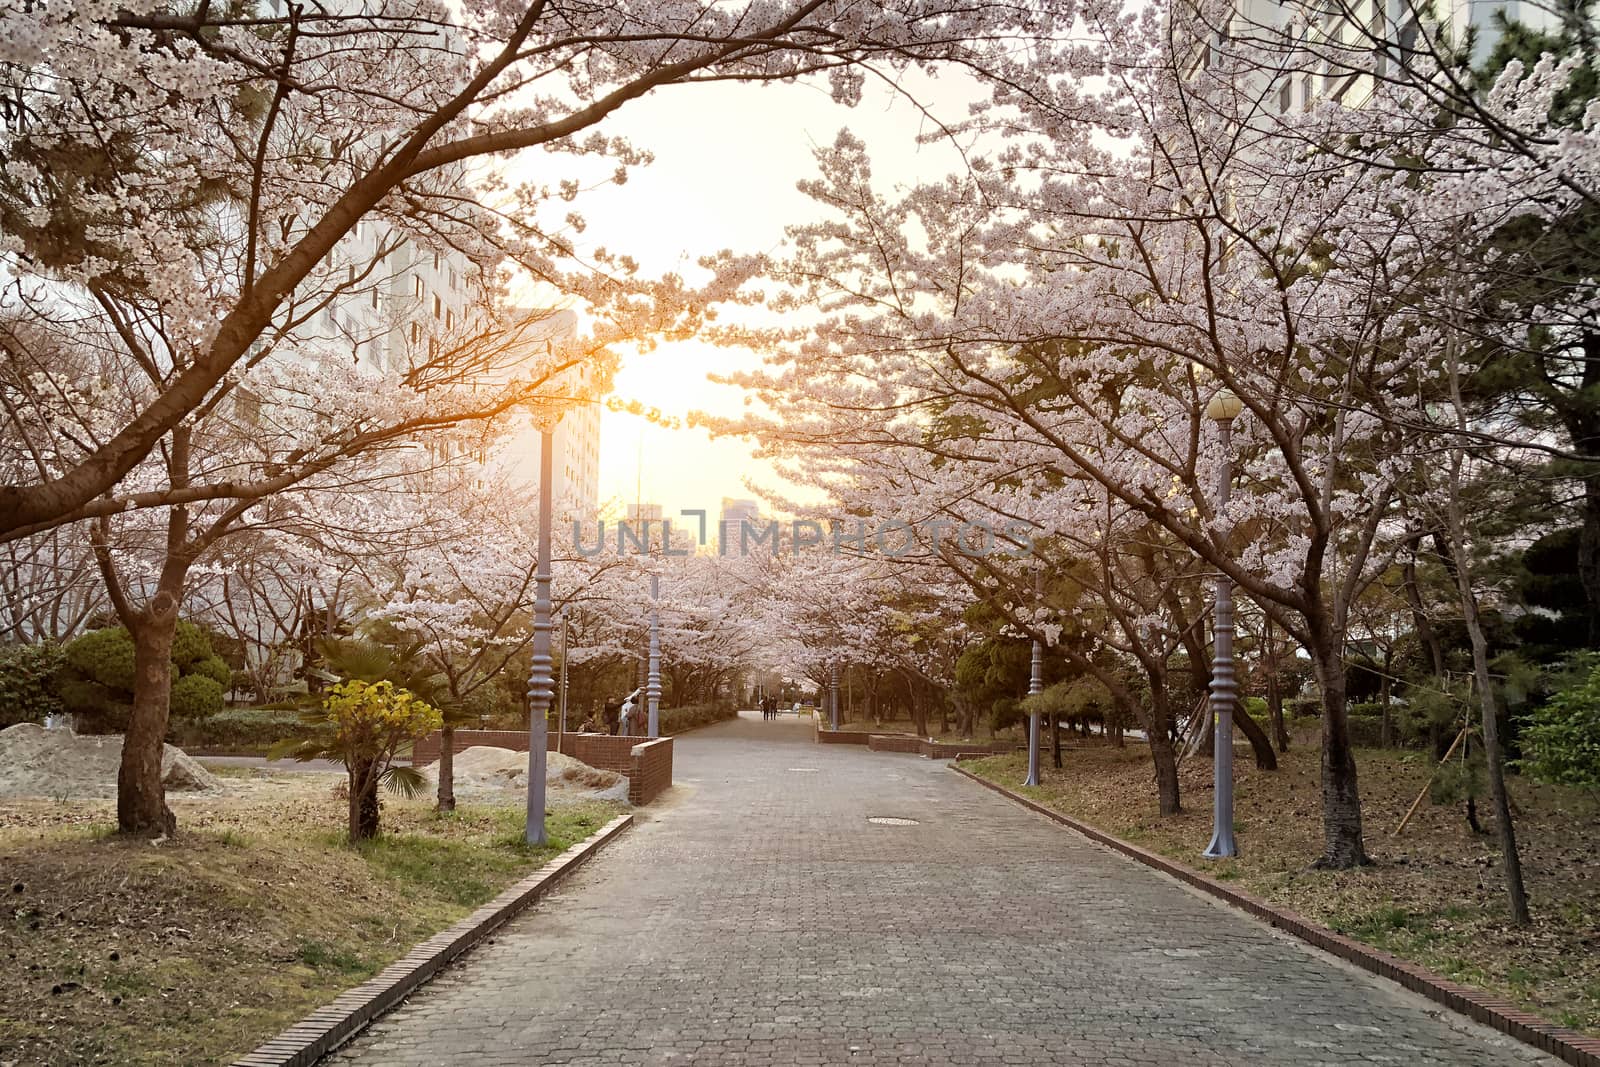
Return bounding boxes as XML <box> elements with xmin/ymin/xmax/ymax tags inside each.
<box><xmin>0</xmin><ymin>723</ymin><xmax>221</xmax><ymax>800</ymax></box>
<box><xmin>0</xmin><ymin>768</ymin><xmax>621</xmax><ymax>1065</ymax></box>
<box><xmin>423</xmin><ymin>747</ymin><xmax>629</xmax><ymax>804</ymax></box>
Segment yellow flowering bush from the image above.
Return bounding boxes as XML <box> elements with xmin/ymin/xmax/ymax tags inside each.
<box><xmin>323</xmin><ymin>679</ymin><xmax>443</xmax><ymax>750</ymax></box>
<box><xmin>276</xmin><ymin>679</ymin><xmax>442</xmax><ymax>841</ymax></box>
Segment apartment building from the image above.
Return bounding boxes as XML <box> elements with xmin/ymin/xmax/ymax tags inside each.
<box><xmin>1194</xmin><ymin>0</ymin><xmax>1561</xmax><ymax>114</ymax></box>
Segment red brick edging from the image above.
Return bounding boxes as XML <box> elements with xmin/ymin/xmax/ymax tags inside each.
<box><xmin>951</xmin><ymin>765</ymin><xmax>1600</xmax><ymax>1067</ymax></box>
<box><xmin>231</xmin><ymin>813</ymin><xmax>634</xmax><ymax>1067</ymax></box>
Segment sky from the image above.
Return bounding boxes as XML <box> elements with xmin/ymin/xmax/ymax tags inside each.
<box><xmin>517</xmin><ymin>71</ymin><xmax>985</xmax><ymax>519</ymax></box>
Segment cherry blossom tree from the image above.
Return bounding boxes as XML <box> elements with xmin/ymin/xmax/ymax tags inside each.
<box><xmin>707</xmin><ymin>2</ymin><xmax>1539</xmax><ymax>867</ymax></box>
<box><xmin>0</xmin><ymin>0</ymin><xmax>1066</xmax><ymax>538</ymax></box>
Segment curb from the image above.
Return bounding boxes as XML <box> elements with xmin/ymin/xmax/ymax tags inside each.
<box><xmin>951</xmin><ymin>765</ymin><xmax>1600</xmax><ymax>1067</ymax></box>
<box><xmin>231</xmin><ymin>813</ymin><xmax>634</xmax><ymax>1067</ymax></box>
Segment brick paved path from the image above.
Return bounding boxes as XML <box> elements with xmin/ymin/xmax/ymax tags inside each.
<box><xmin>331</xmin><ymin>713</ymin><xmax>1554</xmax><ymax>1066</ymax></box>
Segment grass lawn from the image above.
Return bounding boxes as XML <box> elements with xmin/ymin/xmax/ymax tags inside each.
<box><xmin>964</xmin><ymin>735</ymin><xmax>1600</xmax><ymax>1036</ymax></box>
<box><xmin>0</xmin><ymin>772</ymin><xmax>621</xmax><ymax>1066</ymax></box>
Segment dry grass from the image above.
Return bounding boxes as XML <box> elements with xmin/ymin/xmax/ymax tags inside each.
<box><xmin>965</xmin><ymin>734</ymin><xmax>1600</xmax><ymax>1036</ymax></box>
<box><xmin>0</xmin><ymin>769</ymin><xmax>621</xmax><ymax>1066</ymax></box>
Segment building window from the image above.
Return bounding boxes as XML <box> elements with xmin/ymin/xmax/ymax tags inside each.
<box><xmin>414</xmin><ymin>277</ymin><xmax>423</xmax><ymax>297</ymax></box>
<box><xmin>348</xmin><ymin>264</ymin><xmax>356</xmax><ymax>284</ymax></box>
<box><xmin>433</xmin><ymin>252</ymin><xmax>440</xmax><ymax>270</ymax></box>
<box><xmin>370</xmin><ymin>288</ymin><xmax>379</xmax><ymax>310</ymax></box>
<box><xmin>1279</xmin><ymin>80</ymin><xmax>1292</xmax><ymax>112</ymax></box>
<box><xmin>449</xmin><ymin>269</ymin><xmax>457</xmax><ymax>289</ymax></box>
<box><xmin>411</xmin><ymin>323</ymin><xmax>420</xmax><ymax>345</ymax></box>
<box><xmin>433</xmin><ymin>295</ymin><xmax>441</xmax><ymax>319</ymax></box>
<box><xmin>446</xmin><ymin>309</ymin><xmax>453</xmax><ymax>330</ymax></box>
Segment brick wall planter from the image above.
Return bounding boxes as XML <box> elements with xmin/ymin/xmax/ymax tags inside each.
<box><xmin>411</xmin><ymin>729</ymin><xmax>674</xmax><ymax>805</ymax></box>
<box><xmin>815</xmin><ymin>730</ymin><xmax>1024</xmax><ymax>759</ymax></box>
<box><xmin>628</xmin><ymin>737</ymin><xmax>673</xmax><ymax>805</ymax></box>
<box><xmin>952</xmin><ymin>766</ymin><xmax>1600</xmax><ymax>1067</ymax></box>
<box><xmin>231</xmin><ymin>813</ymin><xmax>633</xmax><ymax>1067</ymax></box>
<box><xmin>866</xmin><ymin>734</ymin><xmax>925</xmax><ymax>754</ymax></box>
<box><xmin>814</xmin><ymin>727</ymin><xmax>871</xmax><ymax>745</ymax></box>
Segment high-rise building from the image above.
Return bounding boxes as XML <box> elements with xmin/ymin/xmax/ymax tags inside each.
<box><xmin>718</xmin><ymin>497</ymin><xmax>763</xmax><ymax>557</ymax></box>
<box><xmin>627</xmin><ymin>503</ymin><xmax>665</xmax><ymax>523</ymax></box>
<box><xmin>1197</xmin><ymin>0</ymin><xmax>1561</xmax><ymax>116</ymax></box>
<box><xmin>493</xmin><ymin>309</ymin><xmax>602</xmax><ymax>521</ymax></box>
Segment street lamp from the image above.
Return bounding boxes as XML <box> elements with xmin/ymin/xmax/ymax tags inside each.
<box><xmin>558</xmin><ymin>612</ymin><xmax>569</xmax><ymax>746</ymax></box>
<box><xmin>524</xmin><ymin>426</ymin><xmax>554</xmax><ymax>846</ymax></box>
<box><xmin>1203</xmin><ymin>388</ymin><xmax>1243</xmax><ymax>860</ymax></box>
<box><xmin>647</xmin><ymin>571</ymin><xmax>661</xmax><ymax>738</ymax></box>
<box><xmin>1024</xmin><ymin>568</ymin><xmax>1043</xmax><ymax>788</ymax></box>
<box><xmin>829</xmin><ymin>662</ymin><xmax>840</xmax><ymax>730</ymax></box>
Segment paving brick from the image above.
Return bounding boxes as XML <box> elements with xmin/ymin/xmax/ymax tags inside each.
<box><xmin>331</xmin><ymin>712</ymin><xmax>1560</xmax><ymax>1067</ymax></box>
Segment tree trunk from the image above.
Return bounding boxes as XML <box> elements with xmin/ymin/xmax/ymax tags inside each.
<box><xmin>1379</xmin><ymin>648</ymin><xmax>1394</xmax><ymax>749</ymax></box>
<box><xmin>1146</xmin><ymin>687</ymin><xmax>1181</xmax><ymax>814</ymax></box>
<box><xmin>1402</xmin><ymin>538</ymin><xmax>1446</xmax><ymax>678</ymax></box>
<box><xmin>436</xmin><ymin>725</ymin><xmax>456</xmax><ymax>814</ymax></box>
<box><xmin>1310</xmin><ymin>636</ymin><xmax>1367</xmax><ymax>868</ymax></box>
<box><xmin>1149</xmin><ymin>724</ymin><xmax>1181</xmax><ymax>816</ymax></box>
<box><xmin>1051</xmin><ymin>712</ymin><xmax>1062</xmax><ymax>769</ymax></box>
<box><xmin>1449</xmin><ymin>525</ymin><xmax>1532</xmax><ymax>923</ymax></box>
<box><xmin>1232</xmin><ymin>700</ymin><xmax>1277</xmax><ymax>770</ymax></box>
<box><xmin>1441</xmin><ymin>333</ymin><xmax>1532</xmax><ymax>922</ymax></box>
<box><xmin>1263</xmin><ymin>621</ymin><xmax>1289</xmax><ymax>752</ymax></box>
<box><xmin>118</xmin><ymin>608</ymin><xmax>180</xmax><ymax>838</ymax></box>
<box><xmin>349</xmin><ymin>760</ymin><xmax>381</xmax><ymax>842</ymax></box>
<box><xmin>1581</xmin><ymin>450</ymin><xmax>1600</xmax><ymax>647</ymax></box>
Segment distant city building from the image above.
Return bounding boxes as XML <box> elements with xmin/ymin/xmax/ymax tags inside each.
<box><xmin>485</xmin><ymin>309</ymin><xmax>602</xmax><ymax>521</ymax></box>
<box><xmin>719</xmin><ymin>497</ymin><xmax>763</xmax><ymax>556</ymax></box>
<box><xmin>627</xmin><ymin>503</ymin><xmax>665</xmax><ymax>523</ymax></box>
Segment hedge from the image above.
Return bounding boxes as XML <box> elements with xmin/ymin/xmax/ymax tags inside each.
<box><xmin>167</xmin><ymin>707</ymin><xmax>303</xmax><ymax>754</ymax></box>
<box><xmin>658</xmin><ymin>703</ymin><xmax>737</xmax><ymax>734</ymax></box>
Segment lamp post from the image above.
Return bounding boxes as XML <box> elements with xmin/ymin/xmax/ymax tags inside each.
<box><xmin>558</xmin><ymin>612</ymin><xmax>569</xmax><ymax>746</ymax></box>
<box><xmin>1024</xmin><ymin>568</ymin><xmax>1043</xmax><ymax>788</ymax></box>
<box><xmin>647</xmin><ymin>571</ymin><xmax>661</xmax><ymax>738</ymax></box>
<box><xmin>829</xmin><ymin>662</ymin><xmax>840</xmax><ymax>730</ymax></box>
<box><xmin>524</xmin><ymin>427</ymin><xmax>555</xmax><ymax>846</ymax></box>
<box><xmin>1203</xmin><ymin>389</ymin><xmax>1243</xmax><ymax>860</ymax></box>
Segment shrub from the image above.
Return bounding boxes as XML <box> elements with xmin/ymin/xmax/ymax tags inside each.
<box><xmin>275</xmin><ymin>679</ymin><xmax>441</xmax><ymax>841</ymax></box>
<box><xmin>0</xmin><ymin>642</ymin><xmax>66</xmax><ymax>727</ymax></box>
<box><xmin>1518</xmin><ymin>655</ymin><xmax>1600</xmax><ymax>792</ymax></box>
<box><xmin>167</xmin><ymin>707</ymin><xmax>303</xmax><ymax>753</ymax></box>
<box><xmin>192</xmin><ymin>654</ymin><xmax>232</xmax><ymax>689</ymax></box>
<box><xmin>169</xmin><ymin>621</ymin><xmax>213</xmax><ymax>669</ymax></box>
<box><xmin>990</xmin><ymin>696</ymin><xmax>1024</xmax><ymax>733</ymax></box>
<box><xmin>1285</xmin><ymin>696</ymin><xmax>1322</xmax><ymax>719</ymax></box>
<box><xmin>657</xmin><ymin>703</ymin><xmax>737</xmax><ymax>734</ymax></box>
<box><xmin>63</xmin><ymin>626</ymin><xmax>137</xmax><ymax>693</ymax></box>
<box><xmin>55</xmin><ymin>621</ymin><xmax>230</xmax><ymax>732</ymax></box>
<box><xmin>169</xmin><ymin>674</ymin><xmax>226</xmax><ymax>721</ymax></box>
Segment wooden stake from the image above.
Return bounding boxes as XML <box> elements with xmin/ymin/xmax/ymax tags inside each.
<box><xmin>1393</xmin><ymin>724</ymin><xmax>1470</xmax><ymax>836</ymax></box>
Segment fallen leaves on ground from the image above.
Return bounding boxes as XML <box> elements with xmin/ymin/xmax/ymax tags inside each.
<box><xmin>0</xmin><ymin>768</ymin><xmax>620</xmax><ymax>1066</ymax></box>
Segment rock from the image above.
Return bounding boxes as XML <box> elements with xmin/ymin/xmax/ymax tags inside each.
<box><xmin>160</xmin><ymin>749</ymin><xmax>220</xmax><ymax>791</ymax></box>
<box><xmin>0</xmin><ymin>723</ymin><xmax>222</xmax><ymax>799</ymax></box>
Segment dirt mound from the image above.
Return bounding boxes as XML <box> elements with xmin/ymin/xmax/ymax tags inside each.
<box><xmin>0</xmin><ymin>723</ymin><xmax>223</xmax><ymax>799</ymax></box>
<box><xmin>428</xmin><ymin>746</ymin><xmax>627</xmax><ymax>802</ymax></box>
